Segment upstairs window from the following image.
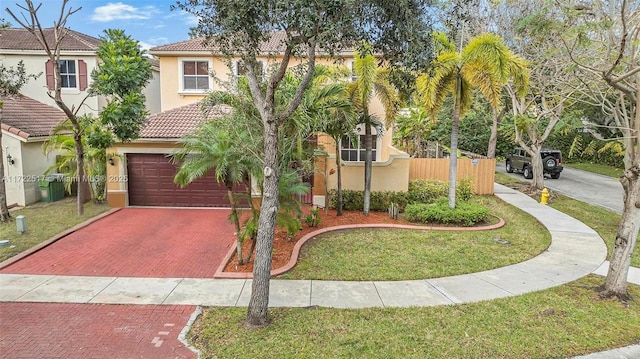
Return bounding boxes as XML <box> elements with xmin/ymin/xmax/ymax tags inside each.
<box><xmin>340</xmin><ymin>135</ymin><xmax>377</xmax><ymax>162</ymax></box>
<box><xmin>182</xmin><ymin>60</ymin><xmax>210</xmax><ymax>91</ymax></box>
<box><xmin>45</xmin><ymin>59</ymin><xmax>87</xmax><ymax>90</ymax></box>
<box><xmin>58</xmin><ymin>60</ymin><xmax>76</xmax><ymax>88</ymax></box>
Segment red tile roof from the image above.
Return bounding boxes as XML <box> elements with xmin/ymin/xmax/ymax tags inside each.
<box><xmin>0</xmin><ymin>95</ymin><xmax>67</xmax><ymax>139</ymax></box>
<box><xmin>140</xmin><ymin>102</ymin><xmax>231</xmax><ymax>139</ymax></box>
<box><xmin>150</xmin><ymin>32</ymin><xmax>289</xmax><ymax>53</ymax></box>
<box><xmin>0</xmin><ymin>28</ymin><xmax>101</xmax><ymax>51</ymax></box>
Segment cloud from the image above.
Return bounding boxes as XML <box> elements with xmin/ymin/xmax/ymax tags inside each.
<box><xmin>164</xmin><ymin>10</ymin><xmax>199</xmax><ymax>26</ymax></box>
<box><xmin>148</xmin><ymin>37</ymin><xmax>169</xmax><ymax>45</ymax></box>
<box><xmin>90</xmin><ymin>2</ymin><xmax>158</xmax><ymax>22</ymax></box>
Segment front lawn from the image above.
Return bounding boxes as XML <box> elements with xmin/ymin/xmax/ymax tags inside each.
<box><xmin>565</xmin><ymin>162</ymin><xmax>624</xmax><ymax>178</ymax></box>
<box><xmin>0</xmin><ymin>198</ymin><xmax>110</xmax><ymax>262</ymax></box>
<box><xmin>189</xmin><ymin>276</ymin><xmax>640</xmax><ymax>359</ymax></box>
<box><xmin>280</xmin><ymin>196</ymin><xmax>550</xmax><ymax>281</ymax></box>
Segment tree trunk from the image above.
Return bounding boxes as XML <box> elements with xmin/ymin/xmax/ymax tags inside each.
<box><xmin>363</xmin><ymin>123</ymin><xmax>372</xmax><ymax>215</ymax></box>
<box><xmin>0</xmin><ymin>101</ymin><xmax>11</xmax><ymax>222</ymax></box>
<box><xmin>247</xmin><ymin>117</ymin><xmax>280</xmax><ymax>328</ymax></box>
<box><xmin>603</xmin><ymin>165</ymin><xmax>640</xmax><ymax>300</ymax></box>
<box><xmin>448</xmin><ymin>82</ymin><xmax>462</xmax><ymax>209</ymax></box>
<box><xmin>74</xmin><ymin>130</ymin><xmax>86</xmax><ymax>216</ymax></box>
<box><xmin>227</xmin><ymin>185</ymin><xmax>244</xmax><ymax>264</ymax></box>
<box><xmin>487</xmin><ymin>108</ymin><xmax>499</xmax><ymax>159</ymax></box>
<box><xmin>530</xmin><ymin>145</ymin><xmax>545</xmax><ymax>190</ymax></box>
<box><xmin>335</xmin><ymin>140</ymin><xmax>343</xmax><ymax>216</ymax></box>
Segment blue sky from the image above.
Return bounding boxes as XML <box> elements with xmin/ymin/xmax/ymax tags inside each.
<box><xmin>3</xmin><ymin>0</ymin><xmax>196</xmax><ymax>49</ymax></box>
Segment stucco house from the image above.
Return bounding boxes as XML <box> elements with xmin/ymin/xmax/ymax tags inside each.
<box><xmin>106</xmin><ymin>35</ymin><xmax>411</xmax><ymax>208</ymax></box>
<box><xmin>0</xmin><ymin>27</ymin><xmax>161</xmax><ymax>205</ymax></box>
<box><xmin>1</xmin><ymin>95</ymin><xmax>67</xmax><ymax>206</ymax></box>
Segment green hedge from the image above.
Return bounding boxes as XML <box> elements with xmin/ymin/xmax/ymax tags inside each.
<box><xmin>328</xmin><ymin>179</ymin><xmax>475</xmax><ymax>213</ymax></box>
<box><xmin>404</xmin><ymin>198</ymin><xmax>489</xmax><ymax>226</ymax></box>
<box><xmin>408</xmin><ymin>178</ymin><xmax>473</xmax><ymax>203</ymax></box>
<box><xmin>328</xmin><ymin>189</ymin><xmax>408</xmax><ymax>212</ymax></box>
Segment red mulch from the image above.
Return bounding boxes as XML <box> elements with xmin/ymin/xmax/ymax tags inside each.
<box><xmin>223</xmin><ymin>208</ymin><xmax>409</xmax><ymax>273</ymax></box>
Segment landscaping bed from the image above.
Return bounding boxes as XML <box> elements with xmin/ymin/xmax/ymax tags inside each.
<box><xmin>223</xmin><ymin>197</ymin><xmax>516</xmax><ymax>273</ymax></box>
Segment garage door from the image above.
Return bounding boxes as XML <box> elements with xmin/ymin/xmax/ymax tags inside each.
<box><xmin>127</xmin><ymin>153</ymin><xmax>244</xmax><ymax>207</ymax></box>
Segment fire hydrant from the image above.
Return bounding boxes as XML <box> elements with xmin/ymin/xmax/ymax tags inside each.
<box><xmin>540</xmin><ymin>188</ymin><xmax>550</xmax><ymax>205</ymax></box>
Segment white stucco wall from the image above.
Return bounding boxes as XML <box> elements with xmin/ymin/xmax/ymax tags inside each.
<box><xmin>2</xmin><ymin>133</ymin><xmax>25</xmax><ymax>206</ymax></box>
<box><xmin>144</xmin><ymin>68</ymin><xmax>162</xmax><ymax>114</ymax></box>
<box><xmin>1</xmin><ymin>132</ymin><xmax>58</xmax><ymax>206</ymax></box>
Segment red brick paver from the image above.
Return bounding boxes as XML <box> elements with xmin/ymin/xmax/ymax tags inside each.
<box><xmin>0</xmin><ymin>208</ymin><xmax>235</xmax><ymax>278</ymax></box>
<box><xmin>0</xmin><ymin>303</ymin><xmax>196</xmax><ymax>358</ymax></box>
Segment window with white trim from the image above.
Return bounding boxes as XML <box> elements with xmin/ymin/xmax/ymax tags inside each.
<box><xmin>181</xmin><ymin>60</ymin><xmax>210</xmax><ymax>91</ymax></box>
<box><xmin>58</xmin><ymin>60</ymin><xmax>76</xmax><ymax>88</ymax></box>
<box><xmin>340</xmin><ymin>135</ymin><xmax>377</xmax><ymax>162</ymax></box>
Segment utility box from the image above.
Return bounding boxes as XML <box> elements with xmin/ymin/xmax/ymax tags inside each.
<box><xmin>38</xmin><ymin>175</ymin><xmax>65</xmax><ymax>202</ymax></box>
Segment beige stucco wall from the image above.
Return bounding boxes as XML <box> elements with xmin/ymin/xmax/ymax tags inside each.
<box><xmin>156</xmin><ymin>53</ymin><xmax>353</xmax><ymax>112</ymax></box>
<box><xmin>323</xmin><ymin>151</ymin><xmax>410</xmax><ymax>194</ymax></box>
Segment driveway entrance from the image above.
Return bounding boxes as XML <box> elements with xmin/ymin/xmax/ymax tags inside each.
<box><xmin>0</xmin><ymin>208</ymin><xmax>236</xmax><ymax>278</ymax></box>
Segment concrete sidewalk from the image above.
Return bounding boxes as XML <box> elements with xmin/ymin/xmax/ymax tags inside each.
<box><xmin>0</xmin><ymin>184</ymin><xmax>611</xmax><ymax>307</ymax></box>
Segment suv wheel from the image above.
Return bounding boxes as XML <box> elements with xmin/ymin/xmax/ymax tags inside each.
<box><xmin>550</xmin><ymin>172</ymin><xmax>560</xmax><ymax>179</ymax></box>
<box><xmin>506</xmin><ymin>161</ymin><xmax>514</xmax><ymax>173</ymax></box>
<box><xmin>523</xmin><ymin>166</ymin><xmax>533</xmax><ymax>179</ymax></box>
<box><xmin>543</xmin><ymin>156</ymin><xmax>557</xmax><ymax>170</ymax></box>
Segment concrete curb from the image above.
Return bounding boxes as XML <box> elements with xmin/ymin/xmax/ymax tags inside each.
<box><xmin>0</xmin><ymin>208</ymin><xmax>121</xmax><ymax>270</ymax></box>
<box><xmin>213</xmin><ymin>216</ymin><xmax>506</xmax><ymax>279</ymax></box>
<box><xmin>179</xmin><ymin>306</ymin><xmax>203</xmax><ymax>359</ymax></box>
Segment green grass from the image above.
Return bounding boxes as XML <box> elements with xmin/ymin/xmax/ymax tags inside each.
<box><xmin>189</xmin><ymin>276</ymin><xmax>640</xmax><ymax>359</ymax></box>
<box><xmin>495</xmin><ymin>172</ymin><xmax>638</xmax><ymax>268</ymax></box>
<box><xmin>565</xmin><ymin>162</ymin><xmax>624</xmax><ymax>178</ymax></box>
<box><xmin>280</xmin><ymin>196</ymin><xmax>550</xmax><ymax>281</ymax></box>
<box><xmin>0</xmin><ymin>198</ymin><xmax>109</xmax><ymax>262</ymax></box>
<box><xmin>549</xmin><ymin>196</ymin><xmax>639</xmax><ymax>267</ymax></box>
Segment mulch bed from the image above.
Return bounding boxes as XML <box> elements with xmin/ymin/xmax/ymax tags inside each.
<box><xmin>223</xmin><ymin>208</ymin><xmax>409</xmax><ymax>273</ymax></box>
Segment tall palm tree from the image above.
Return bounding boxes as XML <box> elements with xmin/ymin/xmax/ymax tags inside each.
<box><xmin>348</xmin><ymin>43</ymin><xmax>401</xmax><ymax>215</ymax></box>
<box><xmin>304</xmin><ymin>65</ymin><xmax>355</xmax><ymax>215</ymax></box>
<box><xmin>417</xmin><ymin>32</ymin><xmax>528</xmax><ymax>208</ymax></box>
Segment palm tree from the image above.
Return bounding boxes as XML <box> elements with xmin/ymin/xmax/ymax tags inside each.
<box><xmin>173</xmin><ymin>105</ymin><xmax>261</xmax><ymax>265</ymax></box>
<box><xmin>42</xmin><ymin>115</ymin><xmax>110</xmax><ymax>202</ymax></box>
<box><xmin>304</xmin><ymin>66</ymin><xmax>355</xmax><ymax>215</ymax></box>
<box><xmin>417</xmin><ymin>32</ymin><xmax>528</xmax><ymax>208</ymax></box>
<box><xmin>348</xmin><ymin>43</ymin><xmax>401</xmax><ymax>215</ymax></box>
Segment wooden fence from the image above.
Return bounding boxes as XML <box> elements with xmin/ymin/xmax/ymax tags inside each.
<box><xmin>409</xmin><ymin>158</ymin><xmax>496</xmax><ymax>195</ymax></box>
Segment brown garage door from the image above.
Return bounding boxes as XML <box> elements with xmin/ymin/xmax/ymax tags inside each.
<box><xmin>127</xmin><ymin>153</ymin><xmax>243</xmax><ymax>207</ymax></box>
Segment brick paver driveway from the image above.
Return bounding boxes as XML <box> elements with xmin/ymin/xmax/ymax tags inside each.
<box><xmin>0</xmin><ymin>303</ymin><xmax>196</xmax><ymax>358</ymax></box>
<box><xmin>0</xmin><ymin>208</ymin><xmax>236</xmax><ymax>278</ymax></box>
<box><xmin>0</xmin><ymin>208</ymin><xmax>236</xmax><ymax>358</ymax></box>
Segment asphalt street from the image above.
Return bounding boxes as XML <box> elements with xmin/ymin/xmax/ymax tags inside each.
<box><xmin>496</xmin><ymin>162</ymin><xmax>624</xmax><ymax>214</ymax></box>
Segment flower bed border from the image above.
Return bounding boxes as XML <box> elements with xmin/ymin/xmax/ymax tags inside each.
<box><xmin>213</xmin><ymin>216</ymin><xmax>506</xmax><ymax>279</ymax></box>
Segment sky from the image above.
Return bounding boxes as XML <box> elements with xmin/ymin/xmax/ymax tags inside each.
<box><xmin>2</xmin><ymin>0</ymin><xmax>196</xmax><ymax>50</ymax></box>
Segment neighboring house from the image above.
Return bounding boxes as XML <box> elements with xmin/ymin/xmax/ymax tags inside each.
<box><xmin>106</xmin><ymin>35</ymin><xmax>410</xmax><ymax>208</ymax></box>
<box><xmin>0</xmin><ymin>27</ymin><xmax>161</xmax><ymax>206</ymax></box>
<box><xmin>0</xmin><ymin>27</ymin><xmax>161</xmax><ymax>116</ymax></box>
<box><xmin>1</xmin><ymin>95</ymin><xmax>67</xmax><ymax>206</ymax></box>
<box><xmin>0</xmin><ymin>28</ymin><xmax>103</xmax><ymax>117</ymax></box>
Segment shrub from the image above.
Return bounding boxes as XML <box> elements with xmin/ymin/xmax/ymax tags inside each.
<box><xmin>328</xmin><ymin>189</ymin><xmax>407</xmax><ymax>212</ymax></box>
<box><xmin>404</xmin><ymin>197</ymin><xmax>489</xmax><ymax>226</ymax></box>
<box><xmin>407</xmin><ymin>178</ymin><xmax>474</xmax><ymax>204</ymax></box>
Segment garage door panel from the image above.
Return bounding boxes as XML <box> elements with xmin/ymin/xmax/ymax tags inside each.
<box><xmin>127</xmin><ymin>153</ymin><xmax>243</xmax><ymax>207</ymax></box>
